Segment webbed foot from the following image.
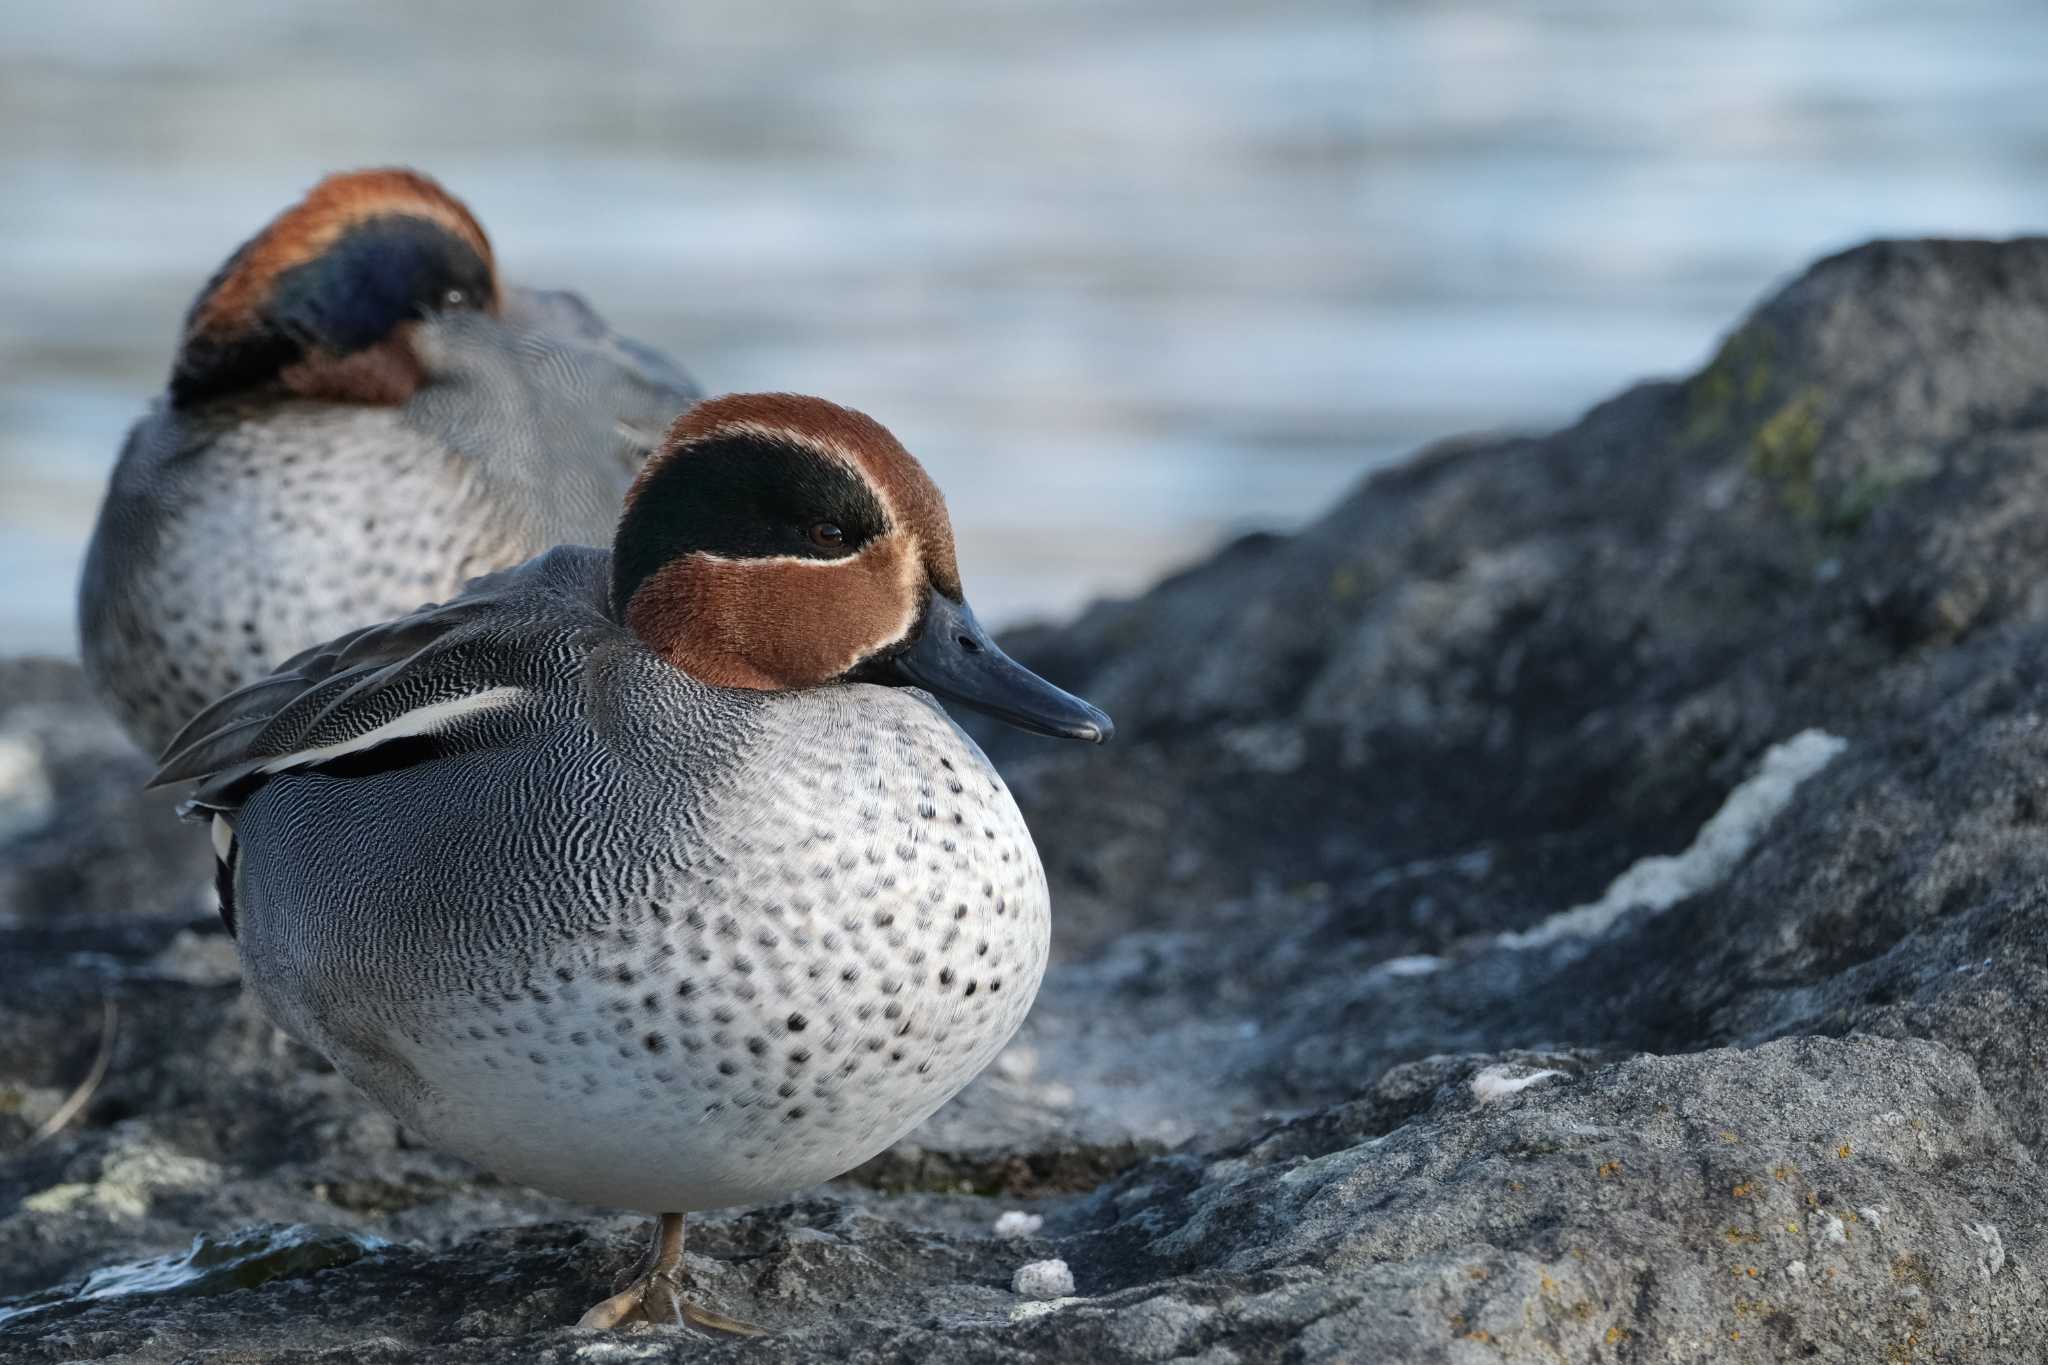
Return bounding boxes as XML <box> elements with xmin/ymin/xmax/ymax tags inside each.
<box><xmin>577</xmin><ymin>1212</ymin><xmax>764</xmax><ymax>1336</ymax></box>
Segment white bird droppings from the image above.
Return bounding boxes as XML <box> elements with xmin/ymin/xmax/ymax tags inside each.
<box><xmin>1469</xmin><ymin>1064</ymin><xmax>1568</xmax><ymax>1103</ymax></box>
<box><xmin>994</xmin><ymin>1210</ymin><xmax>1044</xmax><ymax>1239</ymax></box>
<box><xmin>1013</xmin><ymin>1259</ymin><xmax>1075</xmax><ymax>1299</ymax></box>
<box><xmin>575</xmin><ymin>1343</ymin><xmax>668</xmax><ymax>1361</ymax></box>
<box><xmin>1502</xmin><ymin>729</ymin><xmax>1847</xmax><ymax>951</ymax></box>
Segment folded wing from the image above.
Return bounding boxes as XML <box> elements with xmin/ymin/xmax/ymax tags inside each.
<box><xmin>153</xmin><ymin>545</ymin><xmax>614</xmax><ymax>815</ymax></box>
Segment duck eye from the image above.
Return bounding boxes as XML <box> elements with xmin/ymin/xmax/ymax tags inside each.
<box><xmin>809</xmin><ymin>521</ymin><xmax>846</xmax><ymax>550</ymax></box>
<box><xmin>442</xmin><ymin>287</ymin><xmax>469</xmax><ymax>309</ymax></box>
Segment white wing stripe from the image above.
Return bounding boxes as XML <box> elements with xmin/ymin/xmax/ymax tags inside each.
<box><xmin>254</xmin><ymin>686</ymin><xmax>528</xmax><ymax>776</ymax></box>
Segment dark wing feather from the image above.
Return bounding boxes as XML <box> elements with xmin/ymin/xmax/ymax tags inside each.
<box><xmin>151</xmin><ymin>545</ymin><xmax>617</xmax><ymax>816</ymax></box>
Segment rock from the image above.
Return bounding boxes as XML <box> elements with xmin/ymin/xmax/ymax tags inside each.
<box><xmin>1011</xmin><ymin>1258</ymin><xmax>1074</xmax><ymax>1300</ymax></box>
<box><xmin>994</xmin><ymin>1210</ymin><xmax>1044</xmax><ymax>1238</ymax></box>
<box><xmin>0</xmin><ymin>659</ymin><xmax>213</xmax><ymax>925</ymax></box>
<box><xmin>10</xmin><ymin>237</ymin><xmax>2048</xmax><ymax>1358</ymax></box>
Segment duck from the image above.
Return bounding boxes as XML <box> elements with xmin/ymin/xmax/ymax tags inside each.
<box><xmin>150</xmin><ymin>393</ymin><xmax>1113</xmax><ymax>1332</ymax></box>
<box><xmin>79</xmin><ymin>167</ymin><xmax>700</xmax><ymax>755</ymax></box>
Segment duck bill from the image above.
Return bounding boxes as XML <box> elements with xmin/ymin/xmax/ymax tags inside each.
<box><xmin>886</xmin><ymin>594</ymin><xmax>1114</xmax><ymax>744</ymax></box>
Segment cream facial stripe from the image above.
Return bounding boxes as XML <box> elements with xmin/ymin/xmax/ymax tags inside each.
<box><xmin>694</xmin><ymin>419</ymin><xmax>907</xmax><ymax>527</ymax></box>
<box><xmin>686</xmin><ymin>539</ymin><xmax>927</xmax><ymax>676</ymax></box>
<box><xmin>692</xmin><ymin>417</ymin><xmax>921</xmax><ymax>596</ymax></box>
<box><xmin>711</xmin><ymin>420</ymin><xmax>869</xmax><ymax>477</ymax></box>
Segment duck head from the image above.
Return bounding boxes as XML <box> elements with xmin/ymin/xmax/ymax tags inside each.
<box><xmin>170</xmin><ymin>168</ymin><xmax>501</xmax><ymax>407</ymax></box>
<box><xmin>613</xmin><ymin>393</ymin><xmax>1113</xmax><ymax>743</ymax></box>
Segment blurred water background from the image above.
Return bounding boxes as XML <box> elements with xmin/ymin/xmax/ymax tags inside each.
<box><xmin>3</xmin><ymin>0</ymin><xmax>2045</xmax><ymax>653</ymax></box>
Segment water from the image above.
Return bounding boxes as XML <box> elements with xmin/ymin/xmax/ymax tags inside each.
<box><xmin>3</xmin><ymin>0</ymin><xmax>2044</xmax><ymax>653</ymax></box>
<box><xmin>0</xmin><ymin>1223</ymin><xmax>384</xmax><ymax>1326</ymax></box>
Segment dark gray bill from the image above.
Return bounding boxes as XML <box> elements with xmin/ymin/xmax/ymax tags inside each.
<box><xmin>883</xmin><ymin>594</ymin><xmax>1113</xmax><ymax>743</ymax></box>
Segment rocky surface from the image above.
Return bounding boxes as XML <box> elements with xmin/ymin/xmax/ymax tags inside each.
<box><xmin>8</xmin><ymin>237</ymin><xmax>2048</xmax><ymax>1359</ymax></box>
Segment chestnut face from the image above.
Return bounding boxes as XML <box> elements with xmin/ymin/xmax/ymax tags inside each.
<box><xmin>170</xmin><ymin>168</ymin><xmax>499</xmax><ymax>407</ymax></box>
<box><xmin>615</xmin><ymin>394</ymin><xmax>1111</xmax><ymax>743</ymax></box>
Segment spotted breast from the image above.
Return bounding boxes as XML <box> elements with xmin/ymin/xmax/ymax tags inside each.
<box><xmin>80</xmin><ymin>168</ymin><xmax>700</xmax><ymax>753</ymax></box>
<box><xmin>152</xmin><ymin>393</ymin><xmax>1112</xmax><ymax>1333</ymax></box>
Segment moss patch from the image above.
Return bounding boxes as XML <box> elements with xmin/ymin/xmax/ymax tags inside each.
<box><xmin>1747</xmin><ymin>388</ymin><xmax>1825</xmax><ymax>520</ymax></box>
<box><xmin>1685</xmin><ymin>325</ymin><xmax>1778</xmax><ymax>445</ymax></box>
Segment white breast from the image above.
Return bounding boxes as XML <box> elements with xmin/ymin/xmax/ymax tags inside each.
<box><xmin>294</xmin><ymin>685</ymin><xmax>1051</xmax><ymax>1213</ymax></box>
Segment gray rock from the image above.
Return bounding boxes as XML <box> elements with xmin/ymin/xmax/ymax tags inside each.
<box><xmin>0</xmin><ymin>659</ymin><xmax>212</xmax><ymax>925</ymax></box>
<box><xmin>10</xmin><ymin>237</ymin><xmax>2048</xmax><ymax>1358</ymax></box>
